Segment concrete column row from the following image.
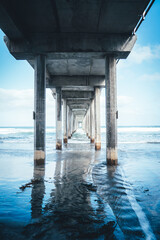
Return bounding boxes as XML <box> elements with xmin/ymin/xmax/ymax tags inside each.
<box><xmin>82</xmin><ymin>88</ymin><xmax>101</xmax><ymax>150</ymax></box>
<box><xmin>34</xmin><ymin>54</ymin><xmax>118</xmax><ymax>166</ymax></box>
<box><xmin>56</xmin><ymin>95</ymin><xmax>79</xmax><ymax>148</ymax></box>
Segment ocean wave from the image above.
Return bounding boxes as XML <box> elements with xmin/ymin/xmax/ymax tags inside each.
<box><xmin>147</xmin><ymin>141</ymin><xmax>160</xmax><ymax>144</ymax></box>
<box><xmin>0</xmin><ymin>128</ymin><xmax>56</xmax><ymax>135</ymax></box>
<box><xmin>101</xmin><ymin>127</ymin><xmax>160</xmax><ymax>133</ymax></box>
<box><xmin>0</xmin><ymin>127</ymin><xmax>160</xmax><ymax>135</ymax></box>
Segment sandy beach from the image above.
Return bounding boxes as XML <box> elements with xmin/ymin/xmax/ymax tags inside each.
<box><xmin>0</xmin><ymin>127</ymin><xmax>160</xmax><ymax>239</ymax></box>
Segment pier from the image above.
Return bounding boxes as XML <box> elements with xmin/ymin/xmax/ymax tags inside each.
<box><xmin>0</xmin><ymin>0</ymin><xmax>153</xmax><ymax>165</ymax></box>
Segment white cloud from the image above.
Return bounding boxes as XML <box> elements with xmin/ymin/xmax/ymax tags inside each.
<box><xmin>0</xmin><ymin>89</ymin><xmax>33</xmax><ymax>110</ymax></box>
<box><xmin>100</xmin><ymin>91</ymin><xmax>134</xmax><ymax>125</ymax></box>
<box><xmin>118</xmin><ymin>96</ymin><xmax>133</xmax><ymax>106</ymax></box>
<box><xmin>118</xmin><ymin>44</ymin><xmax>160</xmax><ymax>69</ymax></box>
<box><xmin>0</xmin><ymin>88</ymin><xmax>55</xmax><ymax>126</ymax></box>
<box><xmin>129</xmin><ymin>45</ymin><xmax>153</xmax><ymax>64</ymax></box>
<box><xmin>139</xmin><ymin>72</ymin><xmax>160</xmax><ymax>81</ymax></box>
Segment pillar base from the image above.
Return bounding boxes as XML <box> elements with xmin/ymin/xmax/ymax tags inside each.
<box><xmin>34</xmin><ymin>150</ymin><xmax>45</xmax><ymax>165</ymax></box>
<box><xmin>63</xmin><ymin>137</ymin><xmax>68</xmax><ymax>144</ymax></box>
<box><xmin>56</xmin><ymin>143</ymin><xmax>62</xmax><ymax>150</ymax></box>
<box><xmin>107</xmin><ymin>148</ymin><xmax>118</xmax><ymax>165</ymax></box>
<box><xmin>90</xmin><ymin>138</ymin><xmax>94</xmax><ymax>143</ymax></box>
<box><xmin>95</xmin><ymin>142</ymin><xmax>101</xmax><ymax>150</ymax></box>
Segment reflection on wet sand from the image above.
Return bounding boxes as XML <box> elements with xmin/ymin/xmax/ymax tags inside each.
<box><xmin>0</xmin><ymin>129</ymin><xmax>160</xmax><ymax>239</ymax></box>
<box><xmin>24</xmin><ymin>138</ymin><xmax>121</xmax><ymax>239</ymax></box>
<box><xmin>31</xmin><ymin>164</ymin><xmax>45</xmax><ymax>219</ymax></box>
<box><xmin>92</xmin><ymin>160</ymin><xmax>156</xmax><ymax>239</ymax></box>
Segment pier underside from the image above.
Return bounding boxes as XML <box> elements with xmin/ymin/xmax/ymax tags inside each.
<box><xmin>0</xmin><ymin>0</ymin><xmax>151</xmax><ymax>164</ymax></box>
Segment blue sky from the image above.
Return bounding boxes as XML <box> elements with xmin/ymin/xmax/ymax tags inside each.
<box><xmin>0</xmin><ymin>1</ymin><xmax>160</xmax><ymax>127</ymax></box>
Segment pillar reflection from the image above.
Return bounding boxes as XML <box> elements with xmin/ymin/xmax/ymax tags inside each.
<box><xmin>31</xmin><ymin>164</ymin><xmax>45</xmax><ymax>219</ymax></box>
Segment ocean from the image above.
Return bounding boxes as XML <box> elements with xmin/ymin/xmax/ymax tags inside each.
<box><xmin>0</xmin><ymin>126</ymin><xmax>160</xmax><ymax>239</ymax></box>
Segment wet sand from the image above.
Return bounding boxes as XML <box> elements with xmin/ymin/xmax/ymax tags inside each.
<box><xmin>0</xmin><ymin>129</ymin><xmax>160</xmax><ymax>239</ymax></box>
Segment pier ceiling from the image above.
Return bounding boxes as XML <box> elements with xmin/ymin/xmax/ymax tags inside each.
<box><xmin>0</xmin><ymin>0</ymin><xmax>150</xmax><ymax>84</ymax></box>
<box><xmin>0</xmin><ymin>0</ymin><xmax>149</xmax><ymax>36</ymax></box>
<box><xmin>0</xmin><ymin>0</ymin><xmax>153</xmax><ymax>164</ymax></box>
<box><xmin>0</xmin><ymin>0</ymin><xmax>150</xmax><ymax>61</ymax></box>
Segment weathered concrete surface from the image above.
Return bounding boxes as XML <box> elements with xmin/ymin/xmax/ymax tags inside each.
<box><xmin>56</xmin><ymin>88</ymin><xmax>62</xmax><ymax>150</ymax></box>
<box><xmin>69</xmin><ymin>104</ymin><xmax>89</xmax><ymax>110</ymax></box>
<box><xmin>90</xmin><ymin>99</ymin><xmax>95</xmax><ymax>144</ymax></box>
<box><xmin>62</xmin><ymin>91</ymin><xmax>94</xmax><ymax>99</ymax></box>
<box><xmin>0</xmin><ymin>0</ymin><xmax>150</xmax><ymax>40</ymax></box>
<box><xmin>34</xmin><ymin>55</ymin><xmax>46</xmax><ymax>164</ymax></box>
<box><xmin>4</xmin><ymin>34</ymin><xmax>137</xmax><ymax>60</ymax></box>
<box><xmin>63</xmin><ymin>99</ymin><xmax>67</xmax><ymax>144</ymax></box>
<box><xmin>88</xmin><ymin>108</ymin><xmax>91</xmax><ymax>138</ymax></box>
<box><xmin>46</xmin><ymin>76</ymin><xmax>105</xmax><ymax>88</ymax></box>
<box><xmin>72</xmin><ymin>110</ymin><xmax>86</xmax><ymax>116</ymax></box>
<box><xmin>105</xmin><ymin>57</ymin><xmax>118</xmax><ymax>165</ymax></box>
<box><xmin>94</xmin><ymin>88</ymin><xmax>101</xmax><ymax>151</ymax></box>
<box><xmin>67</xmin><ymin>106</ymin><xmax>71</xmax><ymax>139</ymax></box>
<box><xmin>62</xmin><ymin>86</ymin><xmax>94</xmax><ymax>92</ymax></box>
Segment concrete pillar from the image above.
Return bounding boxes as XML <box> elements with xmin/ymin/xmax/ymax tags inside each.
<box><xmin>82</xmin><ymin>117</ymin><xmax>85</xmax><ymax>131</ymax></box>
<box><xmin>86</xmin><ymin>111</ymin><xmax>89</xmax><ymax>136</ymax></box>
<box><xmin>73</xmin><ymin>115</ymin><xmax>76</xmax><ymax>133</ymax></box>
<box><xmin>71</xmin><ymin>112</ymin><xmax>73</xmax><ymax>135</ymax></box>
<box><xmin>88</xmin><ymin>108</ymin><xmax>90</xmax><ymax>138</ymax></box>
<box><xmin>67</xmin><ymin>106</ymin><xmax>71</xmax><ymax>139</ymax></box>
<box><xmin>85</xmin><ymin>115</ymin><xmax>87</xmax><ymax>134</ymax></box>
<box><xmin>90</xmin><ymin>99</ymin><xmax>95</xmax><ymax>143</ymax></box>
<box><xmin>83</xmin><ymin>116</ymin><xmax>85</xmax><ymax>132</ymax></box>
<box><xmin>34</xmin><ymin>55</ymin><xmax>46</xmax><ymax>164</ymax></box>
<box><xmin>94</xmin><ymin>87</ymin><xmax>101</xmax><ymax>150</ymax></box>
<box><xmin>105</xmin><ymin>56</ymin><xmax>118</xmax><ymax>165</ymax></box>
<box><xmin>56</xmin><ymin>87</ymin><xmax>62</xmax><ymax>150</ymax></box>
<box><xmin>82</xmin><ymin>117</ymin><xmax>84</xmax><ymax>131</ymax></box>
<box><xmin>63</xmin><ymin>99</ymin><xmax>67</xmax><ymax>143</ymax></box>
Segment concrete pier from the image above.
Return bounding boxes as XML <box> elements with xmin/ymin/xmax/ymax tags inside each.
<box><xmin>1</xmin><ymin>0</ymin><xmax>147</xmax><ymax>164</ymax></box>
<box><xmin>90</xmin><ymin>99</ymin><xmax>95</xmax><ymax>143</ymax></box>
<box><xmin>63</xmin><ymin>99</ymin><xmax>68</xmax><ymax>143</ymax></box>
<box><xmin>56</xmin><ymin>88</ymin><xmax>62</xmax><ymax>150</ymax></box>
<box><xmin>94</xmin><ymin>88</ymin><xmax>101</xmax><ymax>150</ymax></box>
<box><xmin>105</xmin><ymin>57</ymin><xmax>118</xmax><ymax>165</ymax></box>
<box><xmin>34</xmin><ymin>55</ymin><xmax>46</xmax><ymax>164</ymax></box>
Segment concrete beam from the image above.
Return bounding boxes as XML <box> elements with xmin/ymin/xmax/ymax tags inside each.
<box><xmin>62</xmin><ymin>91</ymin><xmax>94</xmax><ymax>99</ymax></box>
<box><xmin>47</xmin><ymin>76</ymin><xmax>105</xmax><ymax>88</ymax></box>
<box><xmin>62</xmin><ymin>87</ymin><xmax>94</xmax><ymax>92</ymax></box>
<box><xmin>67</xmin><ymin>99</ymin><xmax>91</xmax><ymax>105</ymax></box>
<box><xmin>4</xmin><ymin>34</ymin><xmax>137</xmax><ymax>60</ymax></box>
<box><xmin>72</xmin><ymin>108</ymin><xmax>87</xmax><ymax>111</ymax></box>
<box><xmin>69</xmin><ymin>104</ymin><xmax>89</xmax><ymax>110</ymax></box>
<box><xmin>0</xmin><ymin>3</ymin><xmax>27</xmax><ymax>41</ymax></box>
<box><xmin>72</xmin><ymin>112</ymin><xmax>86</xmax><ymax>116</ymax></box>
